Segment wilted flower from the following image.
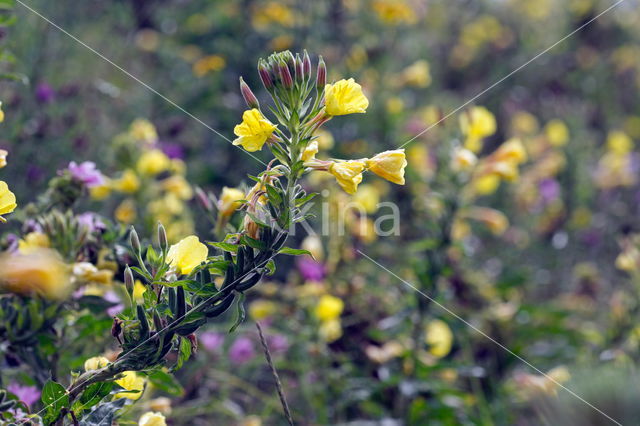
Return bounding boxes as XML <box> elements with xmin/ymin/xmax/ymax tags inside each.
<box><xmin>233</xmin><ymin>109</ymin><xmax>277</xmax><ymax>152</ymax></box>
<box><xmin>366</xmin><ymin>149</ymin><xmax>407</xmax><ymax>185</ymax></box>
<box><xmin>166</xmin><ymin>235</ymin><xmax>208</xmax><ymax>275</ymax></box>
<box><xmin>0</xmin><ymin>249</ymin><xmax>71</xmax><ymax>300</ymax></box>
<box><xmin>138</xmin><ymin>412</ymin><xmax>167</xmax><ymax>426</ymax></box>
<box><xmin>229</xmin><ymin>337</ymin><xmax>256</xmax><ymax>364</ymax></box>
<box><xmin>329</xmin><ymin>160</ymin><xmax>366</xmax><ymax>194</ymax></box>
<box><xmin>218</xmin><ymin>187</ymin><xmax>244</xmax><ymax>217</ymax></box>
<box><xmin>301</xmin><ymin>140</ymin><xmax>319</xmax><ymax>161</ymax></box>
<box><xmin>67</xmin><ymin>161</ymin><xmax>105</xmax><ymax>188</ymax></box>
<box><xmin>115</xmin><ymin>371</ymin><xmax>145</xmax><ymax>400</ymax></box>
<box><xmin>324</xmin><ymin>78</ymin><xmax>369</xmax><ymax>116</ymax></box>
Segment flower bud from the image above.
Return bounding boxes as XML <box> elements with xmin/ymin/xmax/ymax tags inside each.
<box><xmin>124</xmin><ymin>265</ymin><xmax>134</xmax><ymax>293</ymax></box>
<box><xmin>303</xmin><ymin>50</ymin><xmax>311</xmax><ymax>80</ymax></box>
<box><xmin>278</xmin><ymin>60</ymin><xmax>293</xmax><ymax>89</ymax></box>
<box><xmin>130</xmin><ymin>226</ymin><xmax>141</xmax><ymax>254</ymax></box>
<box><xmin>295</xmin><ymin>53</ymin><xmax>303</xmax><ymax>83</ymax></box>
<box><xmin>239</xmin><ymin>77</ymin><xmax>260</xmax><ymax>109</ymax></box>
<box><xmin>316</xmin><ymin>56</ymin><xmax>326</xmax><ymax>90</ymax></box>
<box><xmin>258</xmin><ymin>60</ymin><xmax>274</xmax><ymax>91</ymax></box>
<box><xmin>157</xmin><ymin>222</ymin><xmax>168</xmax><ymax>252</ymax></box>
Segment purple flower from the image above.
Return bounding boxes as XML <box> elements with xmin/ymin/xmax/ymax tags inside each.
<box><xmin>7</xmin><ymin>382</ymin><xmax>41</xmax><ymax>407</ymax></box>
<box><xmin>200</xmin><ymin>331</ymin><xmax>225</xmax><ymax>353</ymax></box>
<box><xmin>297</xmin><ymin>258</ymin><xmax>325</xmax><ymax>281</ymax></box>
<box><xmin>67</xmin><ymin>161</ymin><xmax>105</xmax><ymax>188</ymax></box>
<box><xmin>229</xmin><ymin>337</ymin><xmax>255</xmax><ymax>364</ymax></box>
<box><xmin>77</xmin><ymin>212</ymin><xmax>106</xmax><ymax>234</ymax></box>
<box><xmin>267</xmin><ymin>334</ymin><xmax>289</xmax><ymax>354</ymax></box>
<box><xmin>539</xmin><ymin>178</ymin><xmax>560</xmax><ymax>205</ymax></box>
<box><xmin>160</xmin><ymin>142</ymin><xmax>184</xmax><ymax>159</ymax></box>
<box><xmin>36</xmin><ymin>83</ymin><xmax>55</xmax><ymax>103</ymax></box>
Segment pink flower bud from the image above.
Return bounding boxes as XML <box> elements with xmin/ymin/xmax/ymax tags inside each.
<box><xmin>316</xmin><ymin>56</ymin><xmax>326</xmax><ymax>90</ymax></box>
<box><xmin>258</xmin><ymin>60</ymin><xmax>274</xmax><ymax>91</ymax></box>
<box><xmin>279</xmin><ymin>61</ymin><xmax>293</xmax><ymax>89</ymax></box>
<box><xmin>295</xmin><ymin>53</ymin><xmax>303</xmax><ymax>83</ymax></box>
<box><xmin>239</xmin><ymin>77</ymin><xmax>260</xmax><ymax>109</ymax></box>
<box><xmin>303</xmin><ymin>50</ymin><xmax>311</xmax><ymax>79</ymax></box>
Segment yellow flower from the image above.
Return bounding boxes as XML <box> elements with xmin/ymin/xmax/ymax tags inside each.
<box><xmin>84</xmin><ymin>356</ymin><xmax>110</xmax><ymax>371</ymax></box>
<box><xmin>0</xmin><ymin>249</ymin><xmax>71</xmax><ymax>300</ymax></box>
<box><xmin>113</xmin><ymin>169</ymin><xmax>141</xmax><ymax>193</ymax></box>
<box><xmin>607</xmin><ymin>130</ymin><xmax>634</xmax><ymax>155</ymax></box>
<box><xmin>193</xmin><ymin>55</ymin><xmax>226</xmax><ymax>77</ymax></box>
<box><xmin>401</xmin><ymin>60</ymin><xmax>432</xmax><ymax>88</ymax></box>
<box><xmin>329</xmin><ymin>160</ymin><xmax>366</xmax><ymax>194</ymax></box>
<box><xmin>218</xmin><ymin>187</ymin><xmax>244</xmax><ymax>217</ymax></box>
<box><xmin>0</xmin><ymin>149</ymin><xmax>7</xmax><ymax>168</ymax></box>
<box><xmin>324</xmin><ymin>78</ymin><xmax>369</xmax><ymax>116</ymax></box>
<box><xmin>138</xmin><ymin>412</ymin><xmax>167</xmax><ymax>426</ymax></box>
<box><xmin>301</xmin><ymin>235</ymin><xmax>324</xmax><ymax>261</ymax></box>
<box><xmin>90</xmin><ymin>181</ymin><xmax>112</xmax><ymax>200</ymax></box>
<box><xmin>315</xmin><ymin>294</ymin><xmax>344</xmax><ymax>321</ymax></box>
<box><xmin>115</xmin><ymin>199</ymin><xmax>137</xmax><ymax>224</ymax></box>
<box><xmin>319</xmin><ymin>319</ymin><xmax>342</xmax><ymax>342</ymax></box>
<box><xmin>115</xmin><ymin>371</ymin><xmax>145</xmax><ymax>400</ymax></box>
<box><xmin>460</xmin><ymin>106</ymin><xmax>496</xmax><ymax>153</ymax></box>
<box><xmin>315</xmin><ymin>129</ymin><xmax>334</xmax><ymax>150</ymax></box>
<box><xmin>130</xmin><ymin>119</ymin><xmax>158</xmax><ymax>144</ymax></box>
<box><xmin>161</xmin><ymin>175</ymin><xmax>193</xmax><ymax>200</ymax></box>
<box><xmin>18</xmin><ymin>232</ymin><xmax>51</xmax><ymax>254</ymax></box>
<box><xmin>473</xmin><ymin>174</ymin><xmax>501</xmax><ymax>195</ymax></box>
<box><xmin>166</xmin><ymin>235</ymin><xmax>208</xmax><ymax>275</ymax></box>
<box><xmin>0</xmin><ymin>181</ymin><xmax>16</xmax><ymax>223</ymax></box>
<box><xmin>137</xmin><ymin>149</ymin><xmax>170</xmax><ymax>176</ymax></box>
<box><xmin>492</xmin><ymin>138</ymin><xmax>528</xmax><ymax>164</ymax></box>
<box><xmin>352</xmin><ymin>184</ymin><xmax>380</xmax><ymax>214</ymax></box>
<box><xmin>451</xmin><ymin>147</ymin><xmax>478</xmax><ymax>171</ymax></box>
<box><xmin>301</xmin><ymin>141</ymin><xmax>318</xmax><ymax>162</ymax></box>
<box><xmin>233</xmin><ymin>109</ymin><xmax>277</xmax><ymax>152</ymax></box>
<box><xmin>544</xmin><ymin>119</ymin><xmax>570</xmax><ymax>146</ymax></box>
<box><xmin>249</xmin><ymin>300</ymin><xmax>277</xmax><ymax>320</ymax></box>
<box><xmin>425</xmin><ymin>319</ymin><xmax>453</xmax><ymax>358</ymax></box>
<box><xmin>148</xmin><ymin>397</ymin><xmax>172</xmax><ymax>414</ymax></box>
<box><xmin>366</xmin><ymin>149</ymin><xmax>407</xmax><ymax>185</ymax></box>
<box><xmin>133</xmin><ymin>280</ymin><xmax>147</xmax><ymax>303</ymax></box>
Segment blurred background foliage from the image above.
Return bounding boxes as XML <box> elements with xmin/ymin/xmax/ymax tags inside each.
<box><xmin>2</xmin><ymin>0</ymin><xmax>640</xmax><ymax>424</ymax></box>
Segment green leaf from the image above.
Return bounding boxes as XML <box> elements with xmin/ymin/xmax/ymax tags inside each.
<box><xmin>79</xmin><ymin>398</ymin><xmax>126</xmax><ymax>426</ymax></box>
<box><xmin>277</xmin><ymin>247</ymin><xmax>314</xmax><ymax>259</ymax></box>
<box><xmin>147</xmin><ymin>369</ymin><xmax>184</xmax><ymax>397</ymax></box>
<box><xmin>208</xmin><ymin>241</ymin><xmax>238</xmax><ymax>253</ymax></box>
<box><xmin>74</xmin><ymin>382</ymin><xmax>114</xmax><ymax>414</ymax></box>
<box><xmin>295</xmin><ymin>192</ymin><xmax>317</xmax><ymax>207</ymax></box>
<box><xmin>265</xmin><ymin>184</ymin><xmax>282</xmax><ymax>205</ymax></box>
<box><xmin>173</xmin><ymin>337</ymin><xmax>192</xmax><ymax>371</ymax></box>
<box><xmin>41</xmin><ymin>380</ymin><xmax>68</xmax><ymax>422</ymax></box>
<box><xmin>229</xmin><ymin>293</ymin><xmax>247</xmax><ymax>333</ymax></box>
<box><xmin>265</xmin><ymin>259</ymin><xmax>276</xmax><ymax>276</ymax></box>
<box><xmin>241</xmin><ymin>235</ymin><xmax>267</xmax><ymax>251</ymax></box>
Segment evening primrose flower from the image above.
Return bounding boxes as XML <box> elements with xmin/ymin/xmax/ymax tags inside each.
<box><xmin>84</xmin><ymin>356</ymin><xmax>110</xmax><ymax>371</ymax></box>
<box><xmin>138</xmin><ymin>412</ymin><xmax>167</xmax><ymax>426</ymax></box>
<box><xmin>115</xmin><ymin>199</ymin><xmax>137</xmax><ymax>224</ymax></box>
<box><xmin>113</xmin><ymin>169</ymin><xmax>141</xmax><ymax>193</ymax></box>
<box><xmin>329</xmin><ymin>160</ymin><xmax>366</xmax><ymax>194</ymax></box>
<box><xmin>425</xmin><ymin>319</ymin><xmax>453</xmax><ymax>358</ymax></box>
<box><xmin>249</xmin><ymin>300</ymin><xmax>277</xmax><ymax>321</ymax></box>
<box><xmin>0</xmin><ymin>181</ymin><xmax>17</xmax><ymax>222</ymax></box>
<box><xmin>18</xmin><ymin>232</ymin><xmax>50</xmax><ymax>254</ymax></box>
<box><xmin>607</xmin><ymin>130</ymin><xmax>634</xmax><ymax>155</ymax></box>
<box><xmin>218</xmin><ymin>187</ymin><xmax>244</xmax><ymax>216</ymax></box>
<box><xmin>137</xmin><ymin>149</ymin><xmax>171</xmax><ymax>176</ymax></box>
<box><xmin>460</xmin><ymin>106</ymin><xmax>496</xmax><ymax>153</ymax></box>
<box><xmin>161</xmin><ymin>175</ymin><xmax>193</xmax><ymax>200</ymax></box>
<box><xmin>315</xmin><ymin>294</ymin><xmax>344</xmax><ymax>321</ymax></box>
<box><xmin>491</xmin><ymin>138</ymin><xmax>528</xmax><ymax>164</ymax></box>
<box><xmin>319</xmin><ymin>319</ymin><xmax>342</xmax><ymax>342</ymax></box>
<box><xmin>166</xmin><ymin>235</ymin><xmax>208</xmax><ymax>275</ymax></box>
<box><xmin>233</xmin><ymin>109</ymin><xmax>277</xmax><ymax>152</ymax></box>
<box><xmin>366</xmin><ymin>149</ymin><xmax>407</xmax><ymax>185</ymax></box>
<box><xmin>0</xmin><ymin>249</ymin><xmax>71</xmax><ymax>300</ymax></box>
<box><xmin>400</xmin><ymin>60</ymin><xmax>432</xmax><ymax>88</ymax></box>
<box><xmin>544</xmin><ymin>119</ymin><xmax>570</xmax><ymax>146</ymax></box>
<box><xmin>130</xmin><ymin>119</ymin><xmax>158</xmax><ymax>144</ymax></box>
<box><xmin>301</xmin><ymin>140</ymin><xmax>319</xmax><ymax>161</ymax></box>
<box><xmin>89</xmin><ymin>181</ymin><xmax>112</xmax><ymax>200</ymax></box>
<box><xmin>115</xmin><ymin>371</ymin><xmax>145</xmax><ymax>400</ymax></box>
<box><xmin>451</xmin><ymin>147</ymin><xmax>478</xmax><ymax>171</ymax></box>
<box><xmin>324</xmin><ymin>78</ymin><xmax>369</xmax><ymax>116</ymax></box>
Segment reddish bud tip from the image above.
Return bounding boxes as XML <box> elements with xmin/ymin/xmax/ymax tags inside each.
<box><xmin>258</xmin><ymin>61</ymin><xmax>274</xmax><ymax>91</ymax></box>
<box><xmin>316</xmin><ymin>56</ymin><xmax>326</xmax><ymax>90</ymax></box>
<box><xmin>279</xmin><ymin>61</ymin><xmax>293</xmax><ymax>89</ymax></box>
<box><xmin>239</xmin><ymin>77</ymin><xmax>260</xmax><ymax>109</ymax></box>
